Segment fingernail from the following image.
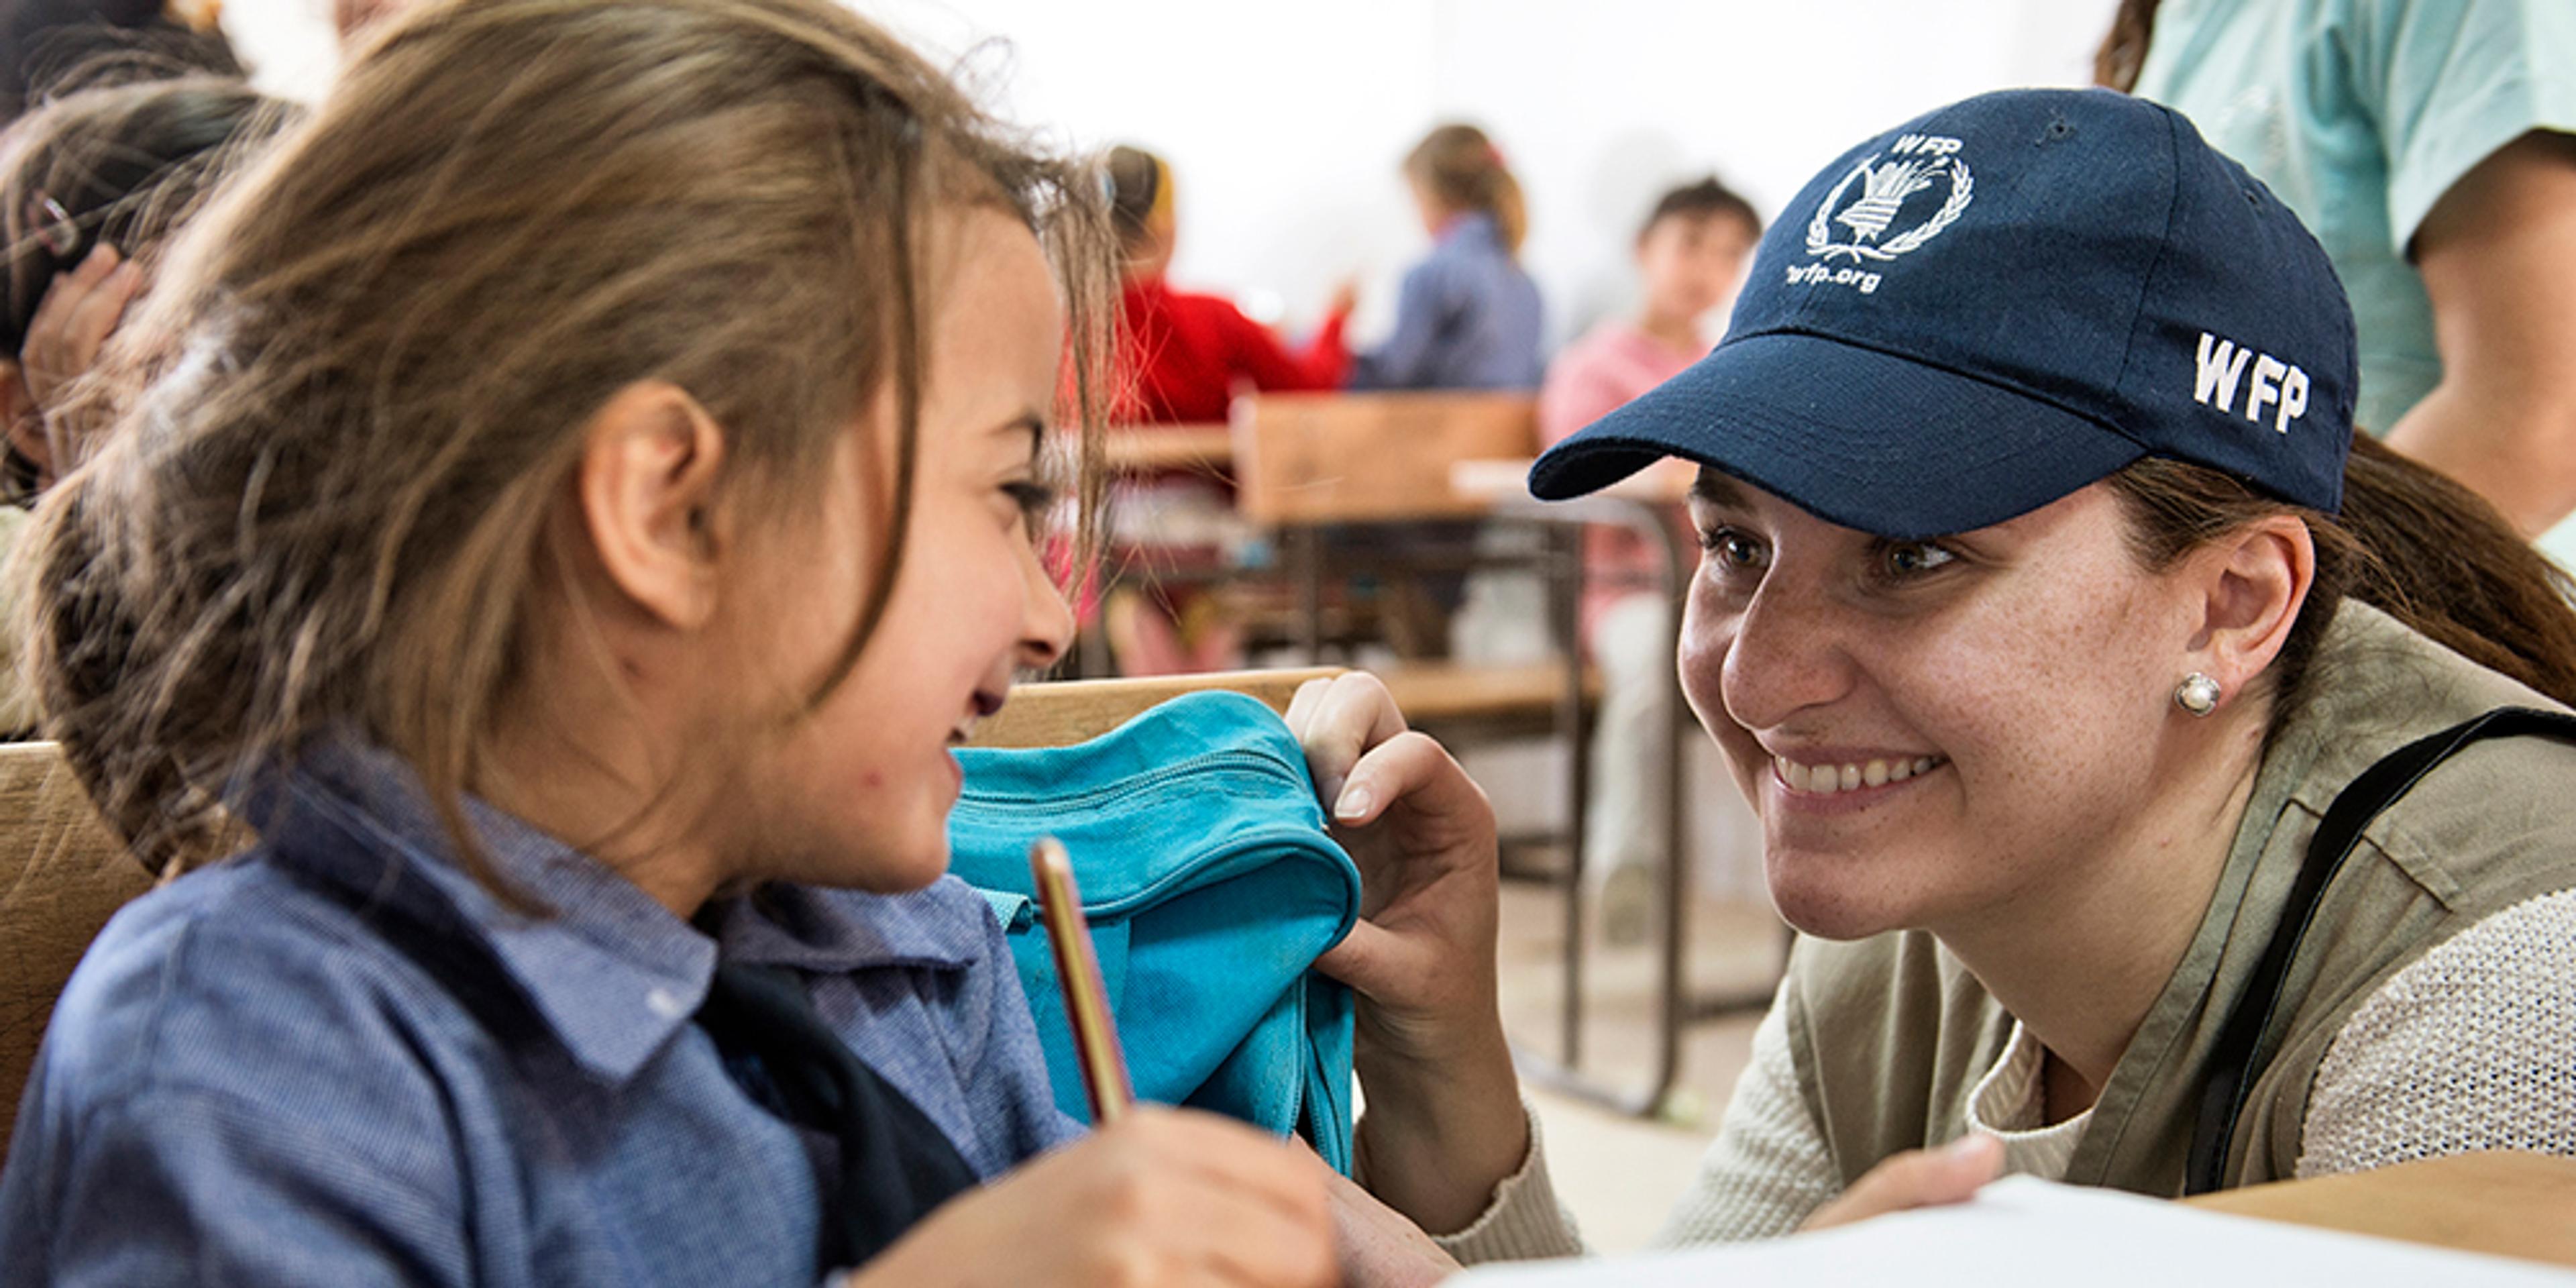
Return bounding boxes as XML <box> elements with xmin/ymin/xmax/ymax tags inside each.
<box><xmin>1334</xmin><ymin>784</ymin><xmax>1373</xmax><ymax>822</ymax></box>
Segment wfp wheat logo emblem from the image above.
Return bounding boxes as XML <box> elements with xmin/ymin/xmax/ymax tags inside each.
<box><xmin>1790</xmin><ymin>133</ymin><xmax>1974</xmax><ymax>294</ymax></box>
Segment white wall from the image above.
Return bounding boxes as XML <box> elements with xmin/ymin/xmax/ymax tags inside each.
<box><xmin>219</xmin><ymin>0</ymin><xmax>2118</xmax><ymax>346</ymax></box>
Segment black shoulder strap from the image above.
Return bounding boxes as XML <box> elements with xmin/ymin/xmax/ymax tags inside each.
<box><xmin>2183</xmin><ymin>706</ymin><xmax>2576</xmax><ymax>1194</ymax></box>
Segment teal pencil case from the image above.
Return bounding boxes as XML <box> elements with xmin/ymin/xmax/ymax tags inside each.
<box><xmin>947</xmin><ymin>690</ymin><xmax>1360</xmax><ymax>1174</ymax></box>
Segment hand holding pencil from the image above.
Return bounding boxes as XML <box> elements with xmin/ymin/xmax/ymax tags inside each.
<box><xmin>839</xmin><ymin>840</ymin><xmax>1334</xmax><ymax>1288</ymax></box>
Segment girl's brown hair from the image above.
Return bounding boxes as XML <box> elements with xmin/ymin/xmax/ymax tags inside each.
<box><xmin>1404</xmin><ymin>123</ymin><xmax>1526</xmax><ymax>256</ymax></box>
<box><xmin>2108</xmin><ymin>432</ymin><xmax>2576</xmax><ymax>731</ymax></box>
<box><xmin>2094</xmin><ymin>0</ymin><xmax>2164</xmax><ymax>93</ymax></box>
<box><xmin>17</xmin><ymin>0</ymin><xmax>1118</xmax><ymax>887</ymax></box>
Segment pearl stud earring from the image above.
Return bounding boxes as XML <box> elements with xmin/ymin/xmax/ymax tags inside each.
<box><xmin>2174</xmin><ymin>672</ymin><xmax>2222</xmax><ymax>716</ymax></box>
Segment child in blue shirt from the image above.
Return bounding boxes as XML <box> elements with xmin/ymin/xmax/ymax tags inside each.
<box><xmin>0</xmin><ymin>2</ymin><xmax>1335</xmax><ymax>1285</ymax></box>
<box><xmin>1349</xmin><ymin>123</ymin><xmax>1546</xmax><ymax>391</ymax></box>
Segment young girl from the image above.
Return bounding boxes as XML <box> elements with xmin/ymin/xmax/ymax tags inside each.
<box><xmin>1347</xmin><ymin>123</ymin><xmax>1544</xmax><ymax>392</ymax></box>
<box><xmin>1298</xmin><ymin>87</ymin><xmax>2576</xmax><ymax>1270</ymax></box>
<box><xmin>0</xmin><ymin>74</ymin><xmax>290</xmax><ymax>735</ymax></box>
<box><xmin>0</xmin><ymin>2</ymin><xmax>1334</xmax><ymax>1285</ymax></box>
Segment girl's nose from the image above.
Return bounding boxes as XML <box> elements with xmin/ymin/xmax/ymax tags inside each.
<box><xmin>1018</xmin><ymin>538</ymin><xmax>1075</xmax><ymax>672</ymax></box>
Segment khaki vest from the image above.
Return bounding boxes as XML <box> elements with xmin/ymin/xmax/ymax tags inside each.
<box><xmin>1782</xmin><ymin>601</ymin><xmax>2576</xmax><ymax>1195</ymax></box>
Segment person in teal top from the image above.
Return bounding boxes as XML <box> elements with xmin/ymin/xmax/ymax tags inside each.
<box><xmin>2104</xmin><ymin>0</ymin><xmax>2576</xmax><ymax>543</ymax></box>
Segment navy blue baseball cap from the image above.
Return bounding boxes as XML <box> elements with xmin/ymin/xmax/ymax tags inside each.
<box><xmin>1530</xmin><ymin>89</ymin><xmax>2358</xmax><ymax>538</ymax></box>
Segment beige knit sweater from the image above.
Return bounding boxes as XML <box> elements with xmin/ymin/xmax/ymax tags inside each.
<box><xmin>1434</xmin><ymin>887</ymin><xmax>2576</xmax><ymax>1263</ymax></box>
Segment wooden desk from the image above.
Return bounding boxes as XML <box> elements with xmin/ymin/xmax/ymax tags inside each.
<box><xmin>2184</xmin><ymin>1152</ymin><xmax>2576</xmax><ymax>1269</ymax></box>
<box><xmin>1102</xmin><ymin>424</ymin><xmax>1233</xmax><ymax>474</ymax></box>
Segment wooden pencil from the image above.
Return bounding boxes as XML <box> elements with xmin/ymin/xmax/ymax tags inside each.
<box><xmin>1030</xmin><ymin>838</ymin><xmax>1134</xmax><ymax>1124</ymax></box>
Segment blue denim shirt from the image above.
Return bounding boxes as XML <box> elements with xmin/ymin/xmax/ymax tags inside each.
<box><xmin>0</xmin><ymin>743</ymin><xmax>1077</xmax><ymax>1286</ymax></box>
<box><xmin>1348</xmin><ymin>212</ymin><xmax>1546</xmax><ymax>392</ymax></box>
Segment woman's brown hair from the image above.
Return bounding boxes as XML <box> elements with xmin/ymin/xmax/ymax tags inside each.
<box><xmin>2109</xmin><ymin>432</ymin><xmax>2576</xmax><ymax>731</ymax></box>
<box><xmin>17</xmin><ymin>0</ymin><xmax>1119</xmax><ymax>888</ymax></box>
<box><xmin>2095</xmin><ymin>0</ymin><xmax>2164</xmax><ymax>93</ymax></box>
<box><xmin>1404</xmin><ymin>123</ymin><xmax>1526</xmax><ymax>256</ymax></box>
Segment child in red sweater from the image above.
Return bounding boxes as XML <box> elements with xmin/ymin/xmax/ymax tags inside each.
<box><xmin>1102</xmin><ymin>146</ymin><xmax>1356</xmax><ymax>674</ymax></box>
<box><xmin>1109</xmin><ymin>145</ymin><xmax>1350</xmax><ymax>425</ymax></box>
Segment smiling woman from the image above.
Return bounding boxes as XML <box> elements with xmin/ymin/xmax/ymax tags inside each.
<box><xmin>1283</xmin><ymin>86</ymin><xmax>2576</xmax><ymax>1277</ymax></box>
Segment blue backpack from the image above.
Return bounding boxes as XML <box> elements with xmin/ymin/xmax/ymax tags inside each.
<box><xmin>947</xmin><ymin>691</ymin><xmax>1362</xmax><ymax>1173</ymax></box>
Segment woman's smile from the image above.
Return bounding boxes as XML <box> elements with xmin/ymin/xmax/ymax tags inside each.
<box><xmin>1766</xmin><ymin>751</ymin><xmax>1950</xmax><ymax>812</ymax></box>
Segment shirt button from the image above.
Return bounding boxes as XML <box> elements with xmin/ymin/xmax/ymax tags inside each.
<box><xmin>646</xmin><ymin>986</ymin><xmax>686</xmax><ymax>1020</ymax></box>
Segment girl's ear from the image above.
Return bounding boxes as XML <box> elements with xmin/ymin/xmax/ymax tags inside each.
<box><xmin>2184</xmin><ymin>514</ymin><xmax>2316</xmax><ymax>705</ymax></box>
<box><xmin>577</xmin><ymin>380</ymin><xmax>728</xmax><ymax>631</ymax></box>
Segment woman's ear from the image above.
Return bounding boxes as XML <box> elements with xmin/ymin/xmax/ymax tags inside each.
<box><xmin>576</xmin><ymin>380</ymin><xmax>729</xmax><ymax>631</ymax></box>
<box><xmin>2185</xmin><ymin>515</ymin><xmax>2316</xmax><ymax>704</ymax></box>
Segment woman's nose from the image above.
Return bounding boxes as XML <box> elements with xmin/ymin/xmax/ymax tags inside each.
<box><xmin>1695</xmin><ymin>576</ymin><xmax>1857</xmax><ymax>734</ymax></box>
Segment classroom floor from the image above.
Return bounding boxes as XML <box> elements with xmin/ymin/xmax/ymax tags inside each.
<box><xmin>1491</xmin><ymin>882</ymin><xmax>1786</xmax><ymax>1252</ymax></box>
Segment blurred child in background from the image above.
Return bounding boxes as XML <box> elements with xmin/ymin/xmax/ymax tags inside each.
<box><xmin>1349</xmin><ymin>123</ymin><xmax>1543</xmax><ymax>391</ymax></box>
<box><xmin>1539</xmin><ymin>176</ymin><xmax>1760</xmax><ymax>941</ymax></box>
<box><xmin>1102</xmin><ymin>144</ymin><xmax>1358</xmax><ymax>674</ymax></box>
<box><xmin>0</xmin><ymin>73</ymin><xmax>290</xmax><ymax>735</ymax></box>
<box><xmin>1108</xmin><ymin>144</ymin><xmax>1351</xmax><ymax>425</ymax></box>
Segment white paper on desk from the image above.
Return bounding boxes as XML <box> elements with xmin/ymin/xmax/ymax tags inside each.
<box><xmin>1452</xmin><ymin>1175</ymin><xmax>2576</xmax><ymax>1287</ymax></box>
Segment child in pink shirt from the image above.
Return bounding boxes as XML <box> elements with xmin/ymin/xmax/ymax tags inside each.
<box><xmin>1540</xmin><ymin>177</ymin><xmax>1760</xmax><ymax>940</ymax></box>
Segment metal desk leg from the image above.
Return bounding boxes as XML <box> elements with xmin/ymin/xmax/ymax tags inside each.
<box><xmin>1551</xmin><ymin>523</ymin><xmax>1589</xmax><ymax>1071</ymax></box>
<box><xmin>1511</xmin><ymin>500</ymin><xmax>1700</xmax><ymax>1120</ymax></box>
<box><xmin>1293</xmin><ymin>526</ymin><xmax>1324</xmax><ymax>663</ymax></box>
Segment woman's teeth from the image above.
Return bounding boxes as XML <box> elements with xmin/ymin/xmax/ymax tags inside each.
<box><xmin>1774</xmin><ymin>755</ymin><xmax>1941</xmax><ymax>795</ymax></box>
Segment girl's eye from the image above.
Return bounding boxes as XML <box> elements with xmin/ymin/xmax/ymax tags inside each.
<box><xmin>1002</xmin><ymin>480</ymin><xmax>1058</xmax><ymax>525</ymax></box>
<box><xmin>1880</xmin><ymin>541</ymin><xmax>1956</xmax><ymax>579</ymax></box>
<box><xmin>1699</xmin><ymin>525</ymin><xmax>1771</xmax><ymax>574</ymax></box>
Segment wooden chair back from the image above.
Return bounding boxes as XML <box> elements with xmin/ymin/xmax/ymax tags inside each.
<box><xmin>0</xmin><ymin>743</ymin><xmax>152</xmax><ymax>1162</ymax></box>
<box><xmin>1228</xmin><ymin>392</ymin><xmax>1538</xmax><ymax>525</ymax></box>
<box><xmin>966</xmin><ymin>667</ymin><xmax>1339</xmax><ymax>749</ymax></box>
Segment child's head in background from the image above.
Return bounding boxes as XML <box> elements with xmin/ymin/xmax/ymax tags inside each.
<box><xmin>1106</xmin><ymin>144</ymin><xmax>1175</xmax><ymax>281</ymax></box>
<box><xmin>20</xmin><ymin>0</ymin><xmax>1117</xmax><ymax>913</ymax></box>
<box><xmin>0</xmin><ymin>74</ymin><xmax>291</xmax><ymax>498</ymax></box>
<box><xmin>1633</xmin><ymin>176</ymin><xmax>1760</xmax><ymax>333</ymax></box>
<box><xmin>1403</xmin><ymin>122</ymin><xmax>1526</xmax><ymax>256</ymax></box>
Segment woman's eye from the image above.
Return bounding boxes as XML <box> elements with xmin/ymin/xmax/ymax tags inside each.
<box><xmin>1881</xmin><ymin>541</ymin><xmax>1956</xmax><ymax>578</ymax></box>
<box><xmin>1699</xmin><ymin>526</ymin><xmax>1771</xmax><ymax>573</ymax></box>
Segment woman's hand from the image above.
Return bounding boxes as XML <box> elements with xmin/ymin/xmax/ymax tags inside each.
<box><xmin>1326</xmin><ymin>1162</ymin><xmax>1462</xmax><ymax>1287</ymax></box>
<box><xmin>1799</xmin><ymin>1136</ymin><xmax>2003</xmax><ymax>1233</ymax></box>
<box><xmin>1287</xmin><ymin>672</ymin><xmax>1525</xmax><ymax>1236</ymax></box>
<box><xmin>1288</xmin><ymin>672</ymin><xmax>1500</xmax><ymax>1057</ymax></box>
<box><xmin>847</xmin><ymin>1108</ymin><xmax>1335</xmax><ymax>1288</ymax></box>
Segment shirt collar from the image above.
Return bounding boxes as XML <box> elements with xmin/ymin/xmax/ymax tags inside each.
<box><xmin>708</xmin><ymin>879</ymin><xmax>994</xmax><ymax>973</ymax></box>
<box><xmin>255</xmin><ymin>738</ymin><xmax>985</xmax><ymax>1085</ymax></box>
